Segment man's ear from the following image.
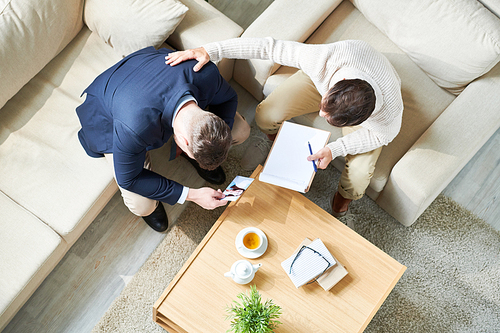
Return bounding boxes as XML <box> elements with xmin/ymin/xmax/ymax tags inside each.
<box><xmin>179</xmin><ymin>133</ymin><xmax>195</xmax><ymax>159</ymax></box>
<box><xmin>176</xmin><ymin>132</ymin><xmax>189</xmax><ymax>147</ymax></box>
<box><xmin>181</xmin><ymin>134</ymin><xmax>189</xmax><ymax>147</ymax></box>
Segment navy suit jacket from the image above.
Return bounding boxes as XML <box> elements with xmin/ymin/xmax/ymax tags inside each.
<box><xmin>76</xmin><ymin>47</ymin><xmax>238</xmax><ymax>205</ymax></box>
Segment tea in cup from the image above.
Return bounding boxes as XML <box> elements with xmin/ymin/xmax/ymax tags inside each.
<box><xmin>236</xmin><ymin>227</ymin><xmax>267</xmax><ymax>258</ymax></box>
<box><xmin>242</xmin><ymin>231</ymin><xmax>261</xmax><ymax>251</ymax></box>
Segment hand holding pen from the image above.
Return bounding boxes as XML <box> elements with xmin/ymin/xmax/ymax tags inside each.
<box><xmin>307</xmin><ymin>145</ymin><xmax>333</xmax><ymax>170</ymax></box>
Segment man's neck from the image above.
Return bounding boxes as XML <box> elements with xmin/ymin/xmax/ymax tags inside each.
<box><xmin>173</xmin><ymin>102</ymin><xmax>207</xmax><ymax>156</ymax></box>
<box><xmin>173</xmin><ymin>101</ymin><xmax>198</xmax><ymax>131</ymax></box>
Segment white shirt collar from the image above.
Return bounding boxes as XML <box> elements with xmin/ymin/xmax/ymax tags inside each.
<box><xmin>173</xmin><ymin>94</ymin><xmax>198</xmax><ymax>120</ymax></box>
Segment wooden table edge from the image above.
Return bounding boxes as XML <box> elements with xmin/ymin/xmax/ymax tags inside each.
<box><xmin>153</xmin><ymin>165</ymin><xmax>263</xmax><ymax>323</ymax></box>
<box><xmin>359</xmin><ymin>265</ymin><xmax>407</xmax><ymax>332</ymax></box>
<box><xmin>155</xmin><ymin>310</ymin><xmax>188</xmax><ymax>333</ymax></box>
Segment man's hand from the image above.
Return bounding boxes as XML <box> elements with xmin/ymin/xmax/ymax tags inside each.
<box><xmin>165</xmin><ymin>47</ymin><xmax>210</xmax><ymax>72</ymax></box>
<box><xmin>307</xmin><ymin>147</ymin><xmax>333</xmax><ymax>170</ymax></box>
<box><xmin>186</xmin><ymin>187</ymin><xmax>227</xmax><ymax>209</ymax></box>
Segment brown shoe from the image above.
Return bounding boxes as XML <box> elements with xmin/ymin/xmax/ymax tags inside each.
<box><xmin>240</xmin><ymin>136</ymin><xmax>272</xmax><ymax>171</ymax></box>
<box><xmin>331</xmin><ymin>191</ymin><xmax>352</xmax><ymax>218</ymax></box>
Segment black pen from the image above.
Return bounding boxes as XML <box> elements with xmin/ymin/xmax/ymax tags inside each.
<box><xmin>308</xmin><ymin>141</ymin><xmax>317</xmax><ymax>172</ymax></box>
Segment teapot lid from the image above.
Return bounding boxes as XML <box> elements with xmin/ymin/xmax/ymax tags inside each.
<box><xmin>235</xmin><ymin>261</ymin><xmax>252</xmax><ymax>279</ymax></box>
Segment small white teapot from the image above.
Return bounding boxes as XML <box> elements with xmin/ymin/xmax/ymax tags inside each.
<box><xmin>224</xmin><ymin>260</ymin><xmax>262</xmax><ymax>284</ymax></box>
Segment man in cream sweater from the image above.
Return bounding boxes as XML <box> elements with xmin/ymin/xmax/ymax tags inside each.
<box><xmin>166</xmin><ymin>37</ymin><xmax>403</xmax><ymax>217</ymax></box>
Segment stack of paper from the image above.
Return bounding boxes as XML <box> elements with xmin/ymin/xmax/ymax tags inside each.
<box><xmin>281</xmin><ymin>238</ymin><xmax>336</xmax><ymax>288</ymax></box>
<box><xmin>302</xmin><ymin>238</ymin><xmax>349</xmax><ymax>291</ymax></box>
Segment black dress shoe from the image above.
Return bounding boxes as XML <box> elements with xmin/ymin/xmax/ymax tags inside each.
<box><xmin>181</xmin><ymin>153</ymin><xmax>226</xmax><ymax>185</ymax></box>
<box><xmin>143</xmin><ymin>202</ymin><xmax>168</xmax><ymax>232</ymax></box>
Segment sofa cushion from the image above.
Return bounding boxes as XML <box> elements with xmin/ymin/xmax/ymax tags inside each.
<box><xmin>0</xmin><ymin>28</ymin><xmax>121</xmax><ymax>245</ymax></box>
<box><xmin>265</xmin><ymin>1</ymin><xmax>456</xmax><ymax>193</ymax></box>
<box><xmin>167</xmin><ymin>0</ymin><xmax>244</xmax><ymax>50</ymax></box>
<box><xmin>0</xmin><ymin>0</ymin><xmax>84</xmax><ymax>110</ymax></box>
<box><xmin>84</xmin><ymin>0</ymin><xmax>188</xmax><ymax>57</ymax></box>
<box><xmin>0</xmin><ymin>192</ymin><xmax>67</xmax><ymax>330</ymax></box>
<box><xmin>351</xmin><ymin>0</ymin><xmax>500</xmax><ymax>94</ymax></box>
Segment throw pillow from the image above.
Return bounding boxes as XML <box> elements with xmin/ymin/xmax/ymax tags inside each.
<box><xmin>351</xmin><ymin>0</ymin><xmax>500</xmax><ymax>94</ymax></box>
<box><xmin>0</xmin><ymin>0</ymin><xmax>83</xmax><ymax>110</ymax></box>
<box><xmin>84</xmin><ymin>0</ymin><xmax>189</xmax><ymax>57</ymax></box>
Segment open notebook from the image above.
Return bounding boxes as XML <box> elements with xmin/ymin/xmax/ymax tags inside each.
<box><xmin>259</xmin><ymin>121</ymin><xmax>331</xmax><ymax>193</ymax></box>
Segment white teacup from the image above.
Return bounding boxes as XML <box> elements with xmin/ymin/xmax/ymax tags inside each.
<box><xmin>237</xmin><ymin>228</ymin><xmax>263</xmax><ymax>252</ymax></box>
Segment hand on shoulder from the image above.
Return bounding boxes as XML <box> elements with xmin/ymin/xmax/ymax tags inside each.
<box><xmin>165</xmin><ymin>47</ymin><xmax>210</xmax><ymax>72</ymax></box>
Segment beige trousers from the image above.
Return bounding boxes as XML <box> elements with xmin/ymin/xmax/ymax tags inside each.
<box><xmin>256</xmin><ymin>70</ymin><xmax>382</xmax><ymax>200</ymax></box>
<box><xmin>106</xmin><ymin>112</ymin><xmax>250</xmax><ymax>216</ymax></box>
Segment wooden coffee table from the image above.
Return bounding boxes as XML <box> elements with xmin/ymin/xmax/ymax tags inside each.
<box><xmin>154</xmin><ymin>166</ymin><xmax>406</xmax><ymax>332</ymax></box>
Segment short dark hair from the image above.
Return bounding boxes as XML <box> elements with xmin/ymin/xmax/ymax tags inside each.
<box><xmin>190</xmin><ymin>113</ymin><xmax>232</xmax><ymax>170</ymax></box>
<box><xmin>320</xmin><ymin>79</ymin><xmax>376</xmax><ymax>127</ymax></box>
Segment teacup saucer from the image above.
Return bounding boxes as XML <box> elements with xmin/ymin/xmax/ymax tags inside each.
<box><xmin>235</xmin><ymin>227</ymin><xmax>268</xmax><ymax>259</ymax></box>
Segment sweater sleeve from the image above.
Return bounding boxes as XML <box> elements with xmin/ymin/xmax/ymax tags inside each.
<box><xmin>327</xmin><ymin>126</ymin><xmax>385</xmax><ymax>158</ymax></box>
<box><xmin>327</xmin><ymin>104</ymin><xmax>402</xmax><ymax>158</ymax></box>
<box><xmin>203</xmin><ymin>37</ymin><xmax>318</xmax><ymax>72</ymax></box>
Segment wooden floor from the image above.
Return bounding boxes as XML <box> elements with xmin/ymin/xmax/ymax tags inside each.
<box><xmin>208</xmin><ymin>0</ymin><xmax>273</xmax><ymax>29</ymax></box>
<box><xmin>4</xmin><ymin>0</ymin><xmax>500</xmax><ymax>332</ymax></box>
<box><xmin>442</xmin><ymin>127</ymin><xmax>500</xmax><ymax>230</ymax></box>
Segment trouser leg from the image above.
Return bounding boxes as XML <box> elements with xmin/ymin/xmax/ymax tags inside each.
<box><xmin>105</xmin><ymin>152</ymin><xmax>158</xmax><ymax>216</ymax></box>
<box><xmin>338</xmin><ymin>126</ymin><xmax>383</xmax><ymax>200</ymax></box>
<box><xmin>255</xmin><ymin>70</ymin><xmax>322</xmax><ymax>135</ymax></box>
<box><xmin>231</xmin><ymin>111</ymin><xmax>251</xmax><ymax>145</ymax></box>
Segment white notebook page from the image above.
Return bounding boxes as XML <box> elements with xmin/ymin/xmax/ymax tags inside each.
<box><xmin>260</xmin><ymin>121</ymin><xmax>330</xmax><ymax>193</ymax></box>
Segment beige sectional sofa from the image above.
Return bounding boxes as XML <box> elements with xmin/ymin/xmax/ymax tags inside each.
<box><xmin>232</xmin><ymin>0</ymin><xmax>500</xmax><ymax>226</ymax></box>
<box><xmin>0</xmin><ymin>0</ymin><xmax>242</xmax><ymax>329</ymax></box>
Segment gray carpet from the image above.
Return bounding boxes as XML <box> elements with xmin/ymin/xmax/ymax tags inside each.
<box><xmin>92</xmin><ymin>131</ymin><xmax>500</xmax><ymax>333</ymax></box>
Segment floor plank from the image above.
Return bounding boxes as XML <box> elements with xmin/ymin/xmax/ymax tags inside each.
<box><xmin>442</xmin><ymin>127</ymin><xmax>500</xmax><ymax>231</ymax></box>
<box><xmin>208</xmin><ymin>0</ymin><xmax>274</xmax><ymax>29</ymax></box>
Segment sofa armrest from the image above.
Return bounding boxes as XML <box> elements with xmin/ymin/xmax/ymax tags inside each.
<box><xmin>233</xmin><ymin>0</ymin><xmax>342</xmax><ymax>100</ymax></box>
<box><xmin>376</xmin><ymin>63</ymin><xmax>500</xmax><ymax>226</ymax></box>
<box><xmin>167</xmin><ymin>0</ymin><xmax>243</xmax><ymax>81</ymax></box>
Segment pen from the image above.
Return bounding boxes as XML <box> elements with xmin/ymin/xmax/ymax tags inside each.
<box><xmin>308</xmin><ymin>141</ymin><xmax>317</xmax><ymax>172</ymax></box>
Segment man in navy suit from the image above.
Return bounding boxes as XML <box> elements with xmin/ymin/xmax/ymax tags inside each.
<box><xmin>76</xmin><ymin>46</ymin><xmax>250</xmax><ymax>232</ymax></box>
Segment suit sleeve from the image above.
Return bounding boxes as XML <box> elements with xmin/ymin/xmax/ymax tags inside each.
<box><xmin>112</xmin><ymin>120</ymin><xmax>183</xmax><ymax>206</ymax></box>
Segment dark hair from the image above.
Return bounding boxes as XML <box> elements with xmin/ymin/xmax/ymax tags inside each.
<box><xmin>320</xmin><ymin>79</ymin><xmax>376</xmax><ymax>127</ymax></box>
<box><xmin>190</xmin><ymin>113</ymin><xmax>232</xmax><ymax>170</ymax></box>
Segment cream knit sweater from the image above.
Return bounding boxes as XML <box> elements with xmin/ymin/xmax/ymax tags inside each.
<box><xmin>203</xmin><ymin>37</ymin><xmax>403</xmax><ymax>159</ymax></box>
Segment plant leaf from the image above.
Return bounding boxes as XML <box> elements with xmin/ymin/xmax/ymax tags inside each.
<box><xmin>225</xmin><ymin>285</ymin><xmax>282</xmax><ymax>333</ymax></box>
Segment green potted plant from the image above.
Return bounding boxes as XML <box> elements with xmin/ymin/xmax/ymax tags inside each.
<box><xmin>225</xmin><ymin>285</ymin><xmax>282</xmax><ymax>333</ymax></box>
